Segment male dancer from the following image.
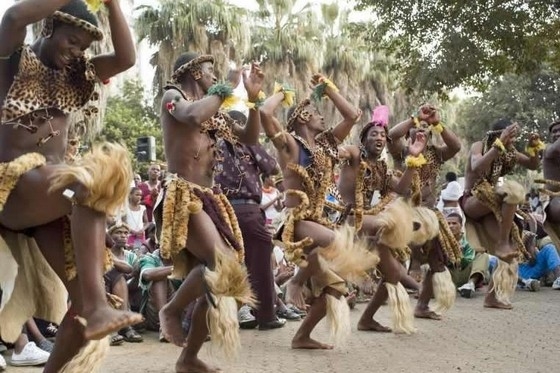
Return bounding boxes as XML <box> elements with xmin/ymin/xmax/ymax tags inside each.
<box><xmin>338</xmin><ymin>106</ymin><xmax>427</xmax><ymax>333</ymax></box>
<box><xmin>260</xmin><ymin>77</ymin><xmax>379</xmax><ymax>350</ymax></box>
<box><xmin>462</xmin><ymin>119</ymin><xmax>540</xmax><ymax>308</ymax></box>
<box><xmin>388</xmin><ymin>105</ymin><xmax>463</xmax><ymax>320</ymax></box>
<box><xmin>537</xmin><ymin>120</ymin><xmax>560</xmax><ymax>248</ymax></box>
<box><xmin>0</xmin><ymin>1</ymin><xmax>140</xmax><ymax>371</ymax></box>
<box><xmin>155</xmin><ymin>53</ymin><xmax>263</xmax><ymax>373</ymax></box>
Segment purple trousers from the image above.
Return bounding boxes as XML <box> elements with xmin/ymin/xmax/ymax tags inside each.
<box><xmin>232</xmin><ymin>203</ymin><xmax>276</xmax><ymax>324</ymax></box>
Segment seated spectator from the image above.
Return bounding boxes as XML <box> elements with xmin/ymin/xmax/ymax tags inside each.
<box><xmin>1</xmin><ymin>329</ymin><xmax>49</xmax><ymax>367</ymax></box>
<box><xmin>138</xmin><ymin>223</ymin><xmax>158</xmax><ymax>256</ymax></box>
<box><xmin>138</xmin><ymin>249</ymin><xmax>184</xmax><ymax>341</ymax></box>
<box><xmin>517</xmin><ymin>234</ymin><xmax>560</xmax><ymax>291</ymax></box>
<box><xmin>446</xmin><ymin>213</ymin><xmax>490</xmax><ymax>298</ymax></box>
<box><xmin>105</xmin><ymin>223</ymin><xmax>143</xmax><ymax>344</ymax></box>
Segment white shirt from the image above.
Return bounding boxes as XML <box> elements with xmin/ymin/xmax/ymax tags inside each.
<box><xmin>125</xmin><ymin>204</ymin><xmax>146</xmax><ymax>232</ymax></box>
<box><xmin>261</xmin><ymin>188</ymin><xmax>281</xmax><ymax>222</ymax></box>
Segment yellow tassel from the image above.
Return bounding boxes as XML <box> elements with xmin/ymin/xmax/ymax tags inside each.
<box><xmin>325</xmin><ymin>294</ymin><xmax>351</xmax><ymax>346</ymax></box>
<box><xmin>273</xmin><ymin>82</ymin><xmax>296</xmax><ymax>108</ymax></box>
<box><xmin>85</xmin><ymin>0</ymin><xmax>104</xmax><ymax>13</ymax></box>
<box><xmin>320</xmin><ymin>77</ymin><xmax>339</xmax><ymax>93</ymax></box>
<box><xmin>492</xmin><ymin>138</ymin><xmax>506</xmax><ymax>153</ymax></box>
<box><xmin>220</xmin><ymin>95</ymin><xmax>240</xmax><ymax>111</ymax></box>
<box><xmin>525</xmin><ymin>140</ymin><xmax>545</xmax><ymax>157</ymax></box>
<box><xmin>385</xmin><ymin>282</ymin><xmax>416</xmax><ymax>334</ymax></box>
<box><xmin>405</xmin><ymin>153</ymin><xmax>427</xmax><ymax>168</ymax></box>
<box><xmin>431</xmin><ymin>269</ymin><xmax>456</xmax><ymax>313</ymax></box>
<box><xmin>431</xmin><ymin>122</ymin><xmax>444</xmax><ymax>134</ymax></box>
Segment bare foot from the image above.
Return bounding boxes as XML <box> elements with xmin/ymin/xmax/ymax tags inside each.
<box><xmin>79</xmin><ymin>306</ymin><xmax>143</xmax><ymax>340</ymax></box>
<box><xmin>176</xmin><ymin>357</ymin><xmax>221</xmax><ymax>373</ymax></box>
<box><xmin>285</xmin><ymin>280</ymin><xmax>307</xmax><ymax>311</ymax></box>
<box><xmin>494</xmin><ymin>242</ymin><xmax>518</xmax><ymax>263</ymax></box>
<box><xmin>484</xmin><ymin>295</ymin><xmax>513</xmax><ymax>310</ymax></box>
<box><xmin>291</xmin><ymin>336</ymin><xmax>333</xmax><ymax>350</ymax></box>
<box><xmin>414</xmin><ymin>308</ymin><xmax>442</xmax><ymax>320</ymax></box>
<box><xmin>357</xmin><ymin>319</ymin><xmax>392</xmax><ymax>332</ymax></box>
<box><xmin>159</xmin><ymin>304</ymin><xmax>187</xmax><ymax>347</ymax></box>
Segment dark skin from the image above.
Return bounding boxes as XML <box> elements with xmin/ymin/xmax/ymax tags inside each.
<box><xmin>158</xmin><ymin>62</ymin><xmax>264</xmax><ymax>373</ymax></box>
<box><xmin>260</xmin><ymin>75</ymin><xmax>361</xmax><ymax>349</ymax></box>
<box><xmin>337</xmin><ymin>127</ymin><xmax>427</xmax><ymax>332</ymax></box>
<box><xmin>463</xmin><ymin>123</ymin><xmax>540</xmax><ymax>262</ymax></box>
<box><xmin>0</xmin><ymin>1</ymin><xmax>139</xmax><ymax>370</ymax></box>
<box><xmin>463</xmin><ymin>123</ymin><xmax>540</xmax><ymax>309</ymax></box>
<box><xmin>387</xmin><ymin>105</ymin><xmax>461</xmax><ymax>319</ymax></box>
<box><xmin>446</xmin><ymin>216</ymin><xmax>483</xmax><ymax>286</ymax></box>
<box><xmin>141</xmin><ymin>253</ymin><xmax>174</xmax><ymax>330</ymax></box>
<box><xmin>387</xmin><ymin>105</ymin><xmax>462</xmax><ymax>207</ymax></box>
<box><xmin>543</xmin><ymin>122</ymin><xmax>560</xmax><ymax>223</ymax></box>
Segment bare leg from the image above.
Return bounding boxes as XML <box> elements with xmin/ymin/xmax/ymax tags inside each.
<box><xmin>25</xmin><ymin>319</ymin><xmax>48</xmax><ymax>345</ymax></box>
<box><xmin>160</xmin><ymin>210</ymin><xmax>227</xmax><ymax>348</ymax></box>
<box><xmin>285</xmin><ymin>221</ymin><xmax>335</xmax><ymax>310</ymax></box>
<box><xmin>463</xmin><ymin>195</ymin><xmax>517</xmax><ymax>262</ymax></box>
<box><xmin>291</xmin><ymin>293</ymin><xmax>334</xmax><ymax>350</ymax></box>
<box><xmin>493</xmin><ymin>203</ymin><xmax>518</xmax><ymax>262</ymax></box>
<box><xmin>357</xmin><ymin>282</ymin><xmax>390</xmax><ymax>332</ymax></box>
<box><xmin>175</xmin><ymin>298</ymin><xmax>220</xmax><ymax>373</ymax></box>
<box><xmin>70</xmin><ymin>206</ymin><xmax>142</xmax><ymax>340</ymax></box>
<box><xmin>483</xmin><ymin>278</ymin><xmax>513</xmax><ymax>309</ymax></box>
<box><xmin>32</xmin><ymin>222</ymin><xmax>86</xmax><ymax>372</ymax></box>
<box><xmin>358</xmin><ymin>245</ymin><xmax>400</xmax><ymax>332</ymax></box>
<box><xmin>285</xmin><ymin>249</ymin><xmax>322</xmax><ymax>310</ymax></box>
<box><xmin>414</xmin><ymin>271</ymin><xmax>441</xmax><ymax>320</ymax></box>
<box><xmin>159</xmin><ymin>265</ymin><xmax>206</xmax><ymax>347</ymax></box>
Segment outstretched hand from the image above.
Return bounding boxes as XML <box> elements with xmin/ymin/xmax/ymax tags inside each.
<box><xmin>417</xmin><ymin>104</ymin><xmax>440</xmax><ymax>125</ymax></box>
<box><xmin>499</xmin><ymin>123</ymin><xmax>519</xmax><ymax>147</ymax></box>
<box><xmin>408</xmin><ymin>132</ymin><xmax>427</xmax><ymax>156</ymax></box>
<box><xmin>243</xmin><ymin>62</ymin><xmax>265</xmax><ymax>102</ymax></box>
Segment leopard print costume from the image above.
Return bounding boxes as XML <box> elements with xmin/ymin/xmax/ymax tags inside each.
<box><xmin>1</xmin><ymin>46</ymin><xmax>99</xmax><ymax>145</ymax></box>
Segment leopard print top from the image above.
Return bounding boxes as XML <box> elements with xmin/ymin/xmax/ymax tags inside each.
<box><xmin>417</xmin><ymin>146</ymin><xmax>443</xmax><ymax>188</ymax></box>
<box><xmin>359</xmin><ymin>147</ymin><xmax>391</xmax><ymax>202</ymax></box>
<box><xmin>1</xmin><ymin>46</ymin><xmax>98</xmax><ymax>125</ymax></box>
<box><xmin>164</xmin><ymin>83</ymin><xmax>240</xmax><ymax>146</ymax></box>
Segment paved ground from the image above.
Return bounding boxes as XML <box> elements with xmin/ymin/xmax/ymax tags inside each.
<box><xmin>4</xmin><ymin>287</ymin><xmax>560</xmax><ymax>373</ymax></box>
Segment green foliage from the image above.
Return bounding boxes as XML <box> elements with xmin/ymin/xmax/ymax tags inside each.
<box><xmin>457</xmin><ymin>69</ymin><xmax>560</xmax><ymax>145</ymax></box>
<box><xmin>99</xmin><ymin>79</ymin><xmax>164</xmax><ymax>170</ymax></box>
<box><xmin>354</xmin><ymin>0</ymin><xmax>560</xmax><ymax>94</ymax></box>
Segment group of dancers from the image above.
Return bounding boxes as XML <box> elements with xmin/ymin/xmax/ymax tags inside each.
<box><xmin>1</xmin><ymin>1</ymin><xmax>559</xmax><ymax>373</ymax></box>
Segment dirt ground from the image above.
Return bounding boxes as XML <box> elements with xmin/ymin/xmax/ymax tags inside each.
<box><xmin>4</xmin><ymin>287</ymin><xmax>560</xmax><ymax>373</ymax></box>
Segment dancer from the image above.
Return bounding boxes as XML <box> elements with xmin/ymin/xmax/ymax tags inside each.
<box><xmin>538</xmin><ymin>120</ymin><xmax>560</xmax><ymax>248</ymax></box>
<box><xmin>0</xmin><ymin>1</ymin><xmax>140</xmax><ymax>371</ymax></box>
<box><xmin>154</xmin><ymin>53</ymin><xmax>263</xmax><ymax>372</ymax></box>
<box><xmin>260</xmin><ymin>77</ymin><xmax>379</xmax><ymax>350</ymax></box>
<box><xmin>387</xmin><ymin>104</ymin><xmax>463</xmax><ymax>320</ymax></box>
<box><xmin>338</xmin><ymin>105</ymin><xmax>428</xmax><ymax>333</ymax></box>
<box><xmin>462</xmin><ymin>119</ymin><xmax>540</xmax><ymax>309</ymax></box>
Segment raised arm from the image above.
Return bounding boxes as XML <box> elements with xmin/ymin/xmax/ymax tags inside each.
<box><xmin>311</xmin><ymin>74</ymin><xmax>361</xmax><ymax>143</ymax></box>
<box><xmin>233</xmin><ymin>63</ymin><xmax>264</xmax><ymax>145</ymax></box>
<box><xmin>90</xmin><ymin>0</ymin><xmax>136</xmax><ymax>82</ymax></box>
<box><xmin>435</xmin><ymin>126</ymin><xmax>462</xmax><ymax>161</ymax></box>
<box><xmin>0</xmin><ymin>0</ymin><xmax>73</xmax><ymax>57</ymax></box>
<box><xmin>389</xmin><ymin>132</ymin><xmax>427</xmax><ymax>195</ymax></box>
<box><xmin>471</xmin><ymin>123</ymin><xmax>518</xmax><ymax>175</ymax></box>
<box><xmin>162</xmin><ymin>89</ymin><xmax>222</xmax><ymax>127</ymax></box>
<box><xmin>387</xmin><ymin>104</ymin><xmax>434</xmax><ymax>158</ymax></box>
<box><xmin>260</xmin><ymin>92</ymin><xmax>293</xmax><ymax>154</ymax></box>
